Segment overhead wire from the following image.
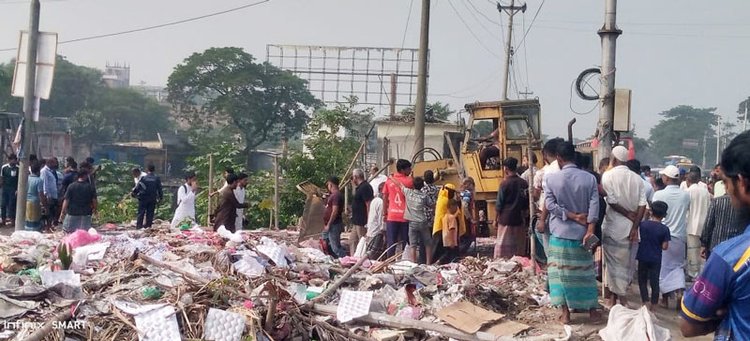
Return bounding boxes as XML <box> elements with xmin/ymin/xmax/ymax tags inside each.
<box><xmin>446</xmin><ymin>0</ymin><xmax>502</xmax><ymax>59</ymax></box>
<box><xmin>514</xmin><ymin>0</ymin><xmax>544</xmax><ymax>51</ymax></box>
<box><xmin>461</xmin><ymin>0</ymin><xmax>499</xmax><ymax>39</ymax></box>
<box><xmin>0</xmin><ymin>0</ymin><xmax>272</xmax><ymax>52</ymax></box>
<box><xmin>467</xmin><ymin>0</ymin><xmax>501</xmax><ymax>26</ymax></box>
<box><xmin>521</xmin><ymin>10</ymin><xmax>530</xmax><ymax>94</ymax></box>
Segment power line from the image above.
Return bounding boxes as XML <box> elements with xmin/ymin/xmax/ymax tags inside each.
<box><xmin>400</xmin><ymin>0</ymin><xmax>415</xmax><ymax>49</ymax></box>
<box><xmin>537</xmin><ymin>19</ymin><xmax>750</xmax><ymax>27</ymax></box>
<box><xmin>514</xmin><ymin>0</ymin><xmax>544</xmax><ymax>50</ymax></box>
<box><xmin>461</xmin><ymin>0</ymin><xmax>499</xmax><ymax>39</ymax></box>
<box><xmin>521</xmin><ymin>11</ymin><xmax>530</xmax><ymax>90</ymax></box>
<box><xmin>446</xmin><ymin>0</ymin><xmax>502</xmax><ymax>59</ymax></box>
<box><xmin>0</xmin><ymin>0</ymin><xmax>272</xmax><ymax>52</ymax></box>
<box><xmin>467</xmin><ymin>0</ymin><xmax>501</xmax><ymax>26</ymax></box>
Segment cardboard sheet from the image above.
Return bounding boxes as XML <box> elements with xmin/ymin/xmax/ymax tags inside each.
<box><xmin>484</xmin><ymin>320</ymin><xmax>531</xmax><ymax>337</ymax></box>
<box><xmin>436</xmin><ymin>301</ymin><xmax>505</xmax><ymax>334</ymax></box>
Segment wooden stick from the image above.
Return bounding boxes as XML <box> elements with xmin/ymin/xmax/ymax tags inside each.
<box><xmin>139</xmin><ymin>253</ymin><xmax>210</xmax><ymax>285</ymax></box>
<box><xmin>23</xmin><ymin>310</ymin><xmax>72</xmax><ymax>341</ymax></box>
<box><xmin>112</xmin><ymin>307</ymin><xmax>144</xmax><ymax>337</ymax></box>
<box><xmin>305</xmin><ymin>313</ymin><xmax>375</xmax><ymax>341</ymax></box>
<box><xmin>308</xmin><ymin>304</ymin><xmax>496</xmax><ymax>341</ymax></box>
<box><xmin>309</xmin><ymin>256</ymin><xmax>368</xmax><ymax>304</ymax></box>
<box><xmin>264</xmin><ymin>297</ymin><xmax>278</xmax><ymax>331</ymax></box>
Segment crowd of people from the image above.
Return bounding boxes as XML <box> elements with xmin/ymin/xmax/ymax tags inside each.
<box><xmin>0</xmin><ymin>155</ymin><xmax>100</xmax><ymax>233</ymax></box>
<box><xmin>317</xmin><ymin>132</ymin><xmax>750</xmax><ymax>339</ymax></box>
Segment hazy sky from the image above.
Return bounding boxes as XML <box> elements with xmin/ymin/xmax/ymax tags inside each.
<box><xmin>1</xmin><ymin>0</ymin><xmax>749</xmax><ymax>140</ymax></box>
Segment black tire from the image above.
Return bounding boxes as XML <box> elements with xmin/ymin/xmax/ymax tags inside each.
<box><xmin>575</xmin><ymin>67</ymin><xmax>601</xmax><ymax>101</ymax></box>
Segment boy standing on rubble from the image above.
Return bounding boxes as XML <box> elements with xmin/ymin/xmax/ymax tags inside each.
<box><xmin>59</xmin><ymin>169</ymin><xmax>97</xmax><ymax>233</ymax></box>
<box><xmin>323</xmin><ymin>176</ymin><xmax>345</xmax><ymax>258</ymax></box>
<box><xmin>438</xmin><ymin>198</ymin><xmax>461</xmax><ymax>264</ymax></box>
<box><xmin>395</xmin><ymin>177</ymin><xmax>435</xmax><ymax>264</ymax></box>
<box><xmin>365</xmin><ymin>182</ymin><xmax>386</xmax><ymax>258</ymax></box>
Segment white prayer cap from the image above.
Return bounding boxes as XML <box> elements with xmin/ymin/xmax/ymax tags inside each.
<box><xmin>612</xmin><ymin>146</ymin><xmax>629</xmax><ymax>162</ymax></box>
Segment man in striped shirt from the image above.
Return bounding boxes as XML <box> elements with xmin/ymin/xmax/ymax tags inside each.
<box><xmin>700</xmin><ymin>195</ymin><xmax>750</xmax><ymax>258</ymax></box>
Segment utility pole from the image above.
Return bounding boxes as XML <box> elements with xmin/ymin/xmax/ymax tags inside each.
<box><xmin>595</xmin><ymin>0</ymin><xmax>622</xmax><ymax>161</ymax></box>
<box><xmin>701</xmin><ymin>133</ymin><xmax>707</xmax><ymax>169</ymax></box>
<box><xmin>716</xmin><ymin>116</ymin><xmax>722</xmax><ymax>165</ymax></box>
<box><xmin>413</xmin><ymin>0</ymin><xmax>430</xmax><ymax>162</ymax></box>
<box><xmin>15</xmin><ymin>0</ymin><xmax>40</xmax><ymax>231</ymax></box>
<box><xmin>744</xmin><ymin>97</ymin><xmax>749</xmax><ymax>131</ymax></box>
<box><xmin>497</xmin><ymin>0</ymin><xmax>526</xmax><ymax>100</ymax></box>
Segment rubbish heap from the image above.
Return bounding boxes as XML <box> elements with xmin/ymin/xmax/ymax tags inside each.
<box><xmin>0</xmin><ymin>222</ymin><xmax>585</xmax><ymax>341</ymax></box>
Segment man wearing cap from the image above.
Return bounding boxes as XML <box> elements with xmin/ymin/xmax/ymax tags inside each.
<box><xmin>652</xmin><ymin>165</ymin><xmax>690</xmax><ymax>308</ymax></box>
<box><xmin>601</xmin><ymin>146</ymin><xmax>647</xmax><ymax>307</ymax></box>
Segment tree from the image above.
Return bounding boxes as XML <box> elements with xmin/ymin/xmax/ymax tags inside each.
<box><xmin>42</xmin><ymin>56</ymin><xmax>103</xmax><ymax>117</ymax></box>
<box><xmin>648</xmin><ymin>105</ymin><xmax>717</xmax><ymax>167</ymax></box>
<box><xmin>0</xmin><ymin>63</ymin><xmax>21</xmax><ymax>112</ymax></box>
<box><xmin>89</xmin><ymin>87</ymin><xmax>171</xmax><ymax>141</ymax></box>
<box><xmin>399</xmin><ymin>101</ymin><xmax>456</xmax><ymax>122</ymax></box>
<box><xmin>69</xmin><ymin>110</ymin><xmax>115</xmax><ymax>152</ymax></box>
<box><xmin>167</xmin><ymin>47</ymin><xmax>320</xmax><ymax>166</ymax></box>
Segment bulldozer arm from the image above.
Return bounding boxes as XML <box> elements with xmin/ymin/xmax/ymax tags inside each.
<box><xmin>296</xmin><ymin>181</ymin><xmax>327</xmax><ymax>243</ymax></box>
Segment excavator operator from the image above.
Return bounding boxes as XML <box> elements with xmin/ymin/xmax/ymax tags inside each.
<box><xmin>479</xmin><ymin>127</ymin><xmax>501</xmax><ymax>169</ymax></box>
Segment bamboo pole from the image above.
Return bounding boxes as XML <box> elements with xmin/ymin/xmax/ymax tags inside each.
<box><xmin>207</xmin><ymin>154</ymin><xmax>213</xmax><ymax>227</ymax></box>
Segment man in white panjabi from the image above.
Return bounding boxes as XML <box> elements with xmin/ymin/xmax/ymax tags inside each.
<box><xmin>601</xmin><ymin>146</ymin><xmax>647</xmax><ymax>307</ymax></box>
<box><xmin>171</xmin><ymin>172</ymin><xmax>198</xmax><ymax>229</ymax></box>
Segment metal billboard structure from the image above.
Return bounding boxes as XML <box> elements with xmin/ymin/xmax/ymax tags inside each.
<box><xmin>266</xmin><ymin>44</ymin><xmax>425</xmax><ymax>116</ymax></box>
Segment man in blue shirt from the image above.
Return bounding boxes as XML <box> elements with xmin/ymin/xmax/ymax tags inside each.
<box><xmin>543</xmin><ymin>141</ymin><xmax>601</xmax><ymax>324</ymax></box>
<box><xmin>681</xmin><ymin>131</ymin><xmax>750</xmax><ymax>340</ymax></box>
<box><xmin>652</xmin><ymin>164</ymin><xmax>691</xmax><ymax>308</ymax></box>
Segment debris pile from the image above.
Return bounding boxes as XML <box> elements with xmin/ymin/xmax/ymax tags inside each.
<box><xmin>0</xmin><ymin>222</ymin><xmax>576</xmax><ymax>341</ymax></box>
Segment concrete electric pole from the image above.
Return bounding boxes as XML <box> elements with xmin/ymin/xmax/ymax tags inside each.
<box><xmin>596</xmin><ymin>0</ymin><xmax>622</xmax><ymax>161</ymax></box>
<box><xmin>497</xmin><ymin>0</ymin><xmax>526</xmax><ymax>100</ymax></box>
<box><xmin>15</xmin><ymin>0</ymin><xmax>40</xmax><ymax>231</ymax></box>
<box><xmin>744</xmin><ymin>97</ymin><xmax>749</xmax><ymax>131</ymax></box>
<box><xmin>413</xmin><ymin>0</ymin><xmax>430</xmax><ymax>162</ymax></box>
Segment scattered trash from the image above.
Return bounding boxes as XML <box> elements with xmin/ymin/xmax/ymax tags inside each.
<box><xmin>599</xmin><ymin>304</ymin><xmax>671</xmax><ymax>341</ymax></box>
<box><xmin>0</xmin><ymin>222</ymin><xmax>563</xmax><ymax>340</ymax></box>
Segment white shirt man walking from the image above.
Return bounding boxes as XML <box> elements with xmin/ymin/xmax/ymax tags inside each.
<box><xmin>685</xmin><ymin>170</ymin><xmax>710</xmax><ymax>279</ymax></box>
<box><xmin>601</xmin><ymin>146</ymin><xmax>647</xmax><ymax>307</ymax></box>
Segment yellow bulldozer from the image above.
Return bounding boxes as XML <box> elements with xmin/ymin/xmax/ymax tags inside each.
<box><xmin>391</xmin><ymin>98</ymin><xmax>543</xmax><ymax>225</ymax></box>
<box><xmin>296</xmin><ymin>98</ymin><xmax>542</xmax><ymax>242</ymax></box>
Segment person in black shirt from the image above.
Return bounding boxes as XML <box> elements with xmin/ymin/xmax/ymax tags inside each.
<box><xmin>0</xmin><ymin>154</ymin><xmax>19</xmax><ymax>225</ymax></box>
<box><xmin>349</xmin><ymin>169</ymin><xmax>374</xmax><ymax>256</ymax></box>
<box><xmin>59</xmin><ymin>170</ymin><xmax>97</xmax><ymax>233</ymax></box>
<box><xmin>132</xmin><ymin>164</ymin><xmax>163</xmax><ymax>229</ymax></box>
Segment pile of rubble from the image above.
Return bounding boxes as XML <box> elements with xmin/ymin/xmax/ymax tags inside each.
<box><xmin>0</xmin><ymin>222</ymin><xmax>582</xmax><ymax>341</ymax></box>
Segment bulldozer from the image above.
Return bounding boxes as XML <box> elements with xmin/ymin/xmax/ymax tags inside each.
<box><xmin>295</xmin><ymin>98</ymin><xmax>543</xmax><ymax>243</ymax></box>
<box><xmin>391</xmin><ymin>98</ymin><xmax>543</xmax><ymax>225</ymax></box>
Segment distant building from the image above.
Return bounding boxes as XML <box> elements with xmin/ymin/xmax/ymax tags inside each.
<box><xmin>92</xmin><ymin>132</ymin><xmax>193</xmax><ymax>177</ymax></box>
<box><xmin>102</xmin><ymin>62</ymin><xmax>130</xmax><ymax>88</ymax></box>
<box><xmin>132</xmin><ymin>83</ymin><xmax>169</xmax><ymax>103</ymax></box>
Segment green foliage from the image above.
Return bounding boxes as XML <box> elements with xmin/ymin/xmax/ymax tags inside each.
<box><xmin>95</xmin><ymin>159</ymin><xmax>173</xmax><ymax>224</ymax></box>
<box><xmin>88</xmin><ymin>87</ymin><xmax>172</xmax><ymax>141</ymax></box>
<box><xmin>69</xmin><ymin>110</ymin><xmax>116</xmax><ymax>151</ymax></box>
<box><xmin>400</xmin><ymin>101</ymin><xmax>456</xmax><ymax>121</ymax></box>
<box><xmin>0</xmin><ymin>63</ymin><xmax>20</xmax><ymax>112</ymax></box>
<box><xmin>648</xmin><ymin>105</ymin><xmax>717</xmax><ymax>166</ymax></box>
<box><xmin>58</xmin><ymin>243</ymin><xmax>72</xmax><ymax>270</ymax></box>
<box><xmin>42</xmin><ymin>56</ymin><xmax>103</xmax><ymax>117</ymax></box>
<box><xmin>167</xmin><ymin>47</ymin><xmax>321</xmax><ymax>165</ymax></box>
<box><xmin>185</xmin><ymin>142</ymin><xmax>286</xmax><ymax>228</ymax></box>
<box><xmin>0</xmin><ymin>56</ymin><xmax>172</xmax><ymax>145</ymax></box>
